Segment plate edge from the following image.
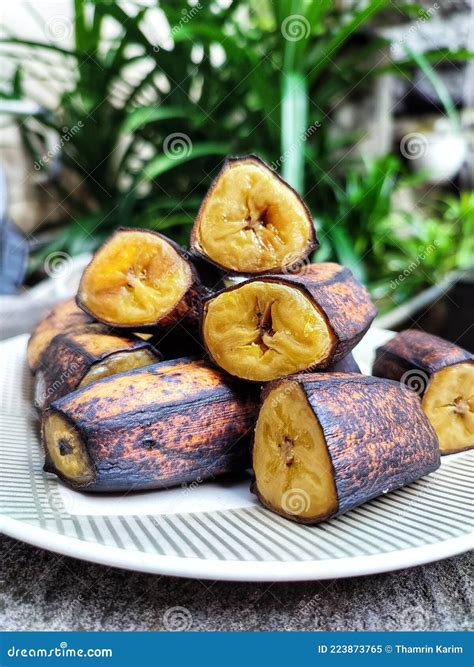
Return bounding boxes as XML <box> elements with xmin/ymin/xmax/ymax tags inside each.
<box><xmin>1</xmin><ymin>515</ymin><xmax>473</xmax><ymax>582</ymax></box>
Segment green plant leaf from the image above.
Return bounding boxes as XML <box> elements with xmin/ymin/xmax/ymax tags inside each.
<box><xmin>122</xmin><ymin>106</ymin><xmax>191</xmax><ymax>133</ymax></box>
<box><xmin>3</xmin><ymin>0</ymin><xmax>471</xmax><ymax>298</ymax></box>
<box><xmin>143</xmin><ymin>143</ymin><xmax>230</xmax><ymax>180</ymax></box>
<box><xmin>328</xmin><ymin>224</ymin><xmax>368</xmax><ymax>284</ymax></box>
<box><xmin>309</xmin><ymin>0</ymin><xmax>389</xmax><ymax>81</ymax></box>
<box><xmin>281</xmin><ymin>71</ymin><xmax>307</xmax><ymax>192</ymax></box>
<box><xmin>404</xmin><ymin>45</ymin><xmax>460</xmax><ymax>130</ymax></box>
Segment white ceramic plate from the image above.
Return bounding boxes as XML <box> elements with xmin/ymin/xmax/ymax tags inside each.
<box><xmin>0</xmin><ymin>330</ymin><xmax>472</xmax><ymax>581</ymax></box>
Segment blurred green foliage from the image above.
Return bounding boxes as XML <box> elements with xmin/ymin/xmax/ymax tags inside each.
<box><xmin>322</xmin><ymin>156</ymin><xmax>473</xmax><ymax>312</ymax></box>
<box><xmin>0</xmin><ymin>0</ymin><xmax>472</xmax><ymax>311</ymax></box>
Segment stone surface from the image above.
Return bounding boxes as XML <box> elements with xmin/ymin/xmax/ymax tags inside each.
<box><xmin>0</xmin><ymin>535</ymin><xmax>472</xmax><ymax>632</ymax></box>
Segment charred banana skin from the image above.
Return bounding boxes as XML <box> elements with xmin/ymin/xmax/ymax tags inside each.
<box><xmin>373</xmin><ymin>331</ymin><xmax>473</xmax><ymax>455</ymax></box>
<box><xmin>164</xmin><ymin>256</ymin><xmax>224</xmax><ymax>333</ymax></box>
<box><xmin>279</xmin><ymin>264</ymin><xmax>377</xmax><ymax>364</ymax></box>
<box><xmin>307</xmin><ymin>375</ymin><xmax>440</xmax><ymax>518</ymax></box>
<box><xmin>155</xmin><ymin>252</ymin><xmax>209</xmax><ymax>331</ymax></box>
<box><xmin>203</xmin><ymin>263</ymin><xmax>376</xmax><ymax>369</ymax></box>
<box><xmin>34</xmin><ymin>325</ymin><xmax>158</xmax><ymax>409</ymax></box>
<box><xmin>150</xmin><ymin>325</ymin><xmax>204</xmax><ymax>360</ymax></box>
<box><xmin>373</xmin><ymin>329</ymin><xmax>473</xmax><ymax>380</ymax></box>
<box><xmin>43</xmin><ymin>358</ymin><xmax>259</xmax><ymax>491</ymax></box>
<box><xmin>27</xmin><ymin>299</ymin><xmax>94</xmax><ymax>373</ymax></box>
<box><xmin>149</xmin><ymin>260</ymin><xmax>223</xmax><ymax>359</ymax></box>
<box><xmin>254</xmin><ymin>374</ymin><xmax>440</xmax><ymax>524</ymax></box>
<box><xmin>327</xmin><ymin>353</ymin><xmax>361</xmax><ymax>374</ymax></box>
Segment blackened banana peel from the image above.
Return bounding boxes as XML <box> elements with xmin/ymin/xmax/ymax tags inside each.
<box><xmin>42</xmin><ymin>358</ymin><xmax>260</xmax><ymax>491</ymax></box>
<box><xmin>202</xmin><ymin>263</ymin><xmax>376</xmax><ymax>381</ymax></box>
<box><xmin>373</xmin><ymin>330</ymin><xmax>473</xmax><ymax>454</ymax></box>
<box><xmin>252</xmin><ymin>373</ymin><xmax>440</xmax><ymax>524</ymax></box>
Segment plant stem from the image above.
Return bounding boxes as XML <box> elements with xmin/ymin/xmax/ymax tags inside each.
<box><xmin>281</xmin><ymin>71</ymin><xmax>307</xmax><ymax>193</ymax></box>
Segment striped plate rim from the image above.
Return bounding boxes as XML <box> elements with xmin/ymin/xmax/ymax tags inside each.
<box><xmin>0</xmin><ymin>334</ymin><xmax>473</xmax><ymax>581</ymax></box>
